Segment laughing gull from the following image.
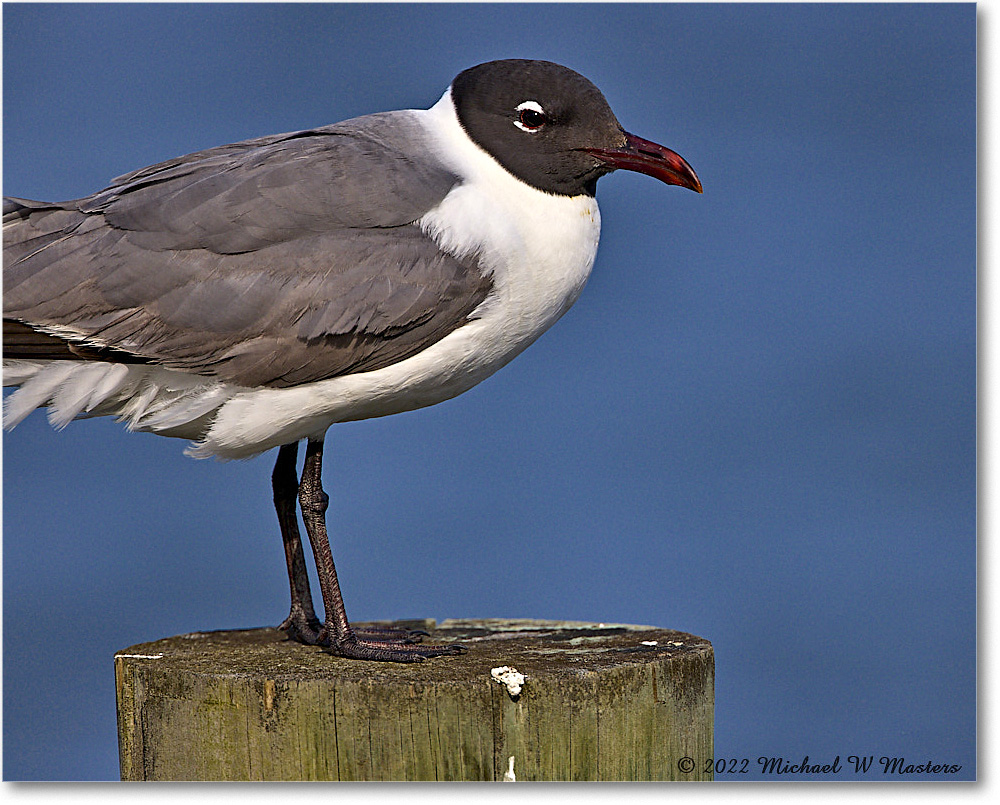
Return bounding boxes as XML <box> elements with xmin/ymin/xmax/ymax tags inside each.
<box><xmin>3</xmin><ymin>59</ymin><xmax>701</xmax><ymax>662</ymax></box>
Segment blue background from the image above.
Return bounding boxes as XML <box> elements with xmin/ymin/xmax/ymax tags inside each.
<box><xmin>2</xmin><ymin>3</ymin><xmax>975</xmax><ymax>781</ymax></box>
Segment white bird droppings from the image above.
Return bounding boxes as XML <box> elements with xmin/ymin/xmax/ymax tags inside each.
<box><xmin>503</xmin><ymin>756</ymin><xmax>517</xmax><ymax>782</ymax></box>
<box><xmin>114</xmin><ymin>653</ymin><xmax>164</xmax><ymax>660</ymax></box>
<box><xmin>641</xmin><ymin>640</ymin><xmax>658</xmax><ymax>646</ymax></box>
<box><xmin>491</xmin><ymin>665</ymin><xmax>525</xmax><ymax>697</ymax></box>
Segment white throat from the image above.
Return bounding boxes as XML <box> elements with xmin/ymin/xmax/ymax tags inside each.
<box><xmin>418</xmin><ymin>88</ymin><xmax>602</xmax><ymax>331</ymax></box>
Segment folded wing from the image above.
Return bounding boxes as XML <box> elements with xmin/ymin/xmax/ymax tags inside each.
<box><xmin>3</xmin><ymin>112</ymin><xmax>492</xmax><ymax>389</ymax></box>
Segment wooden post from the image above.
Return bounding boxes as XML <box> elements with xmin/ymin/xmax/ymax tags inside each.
<box><xmin>115</xmin><ymin>618</ymin><xmax>713</xmax><ymax>781</ymax></box>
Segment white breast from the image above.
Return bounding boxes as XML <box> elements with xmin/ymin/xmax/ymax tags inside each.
<box><xmin>416</xmin><ymin>89</ymin><xmax>602</xmax><ymax>365</ymax></box>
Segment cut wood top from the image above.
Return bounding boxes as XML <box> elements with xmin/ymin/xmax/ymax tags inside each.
<box><xmin>115</xmin><ymin>618</ymin><xmax>713</xmax><ymax>685</ymax></box>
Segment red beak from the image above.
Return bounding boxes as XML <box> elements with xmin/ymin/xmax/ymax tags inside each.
<box><xmin>584</xmin><ymin>131</ymin><xmax>703</xmax><ymax>193</ymax></box>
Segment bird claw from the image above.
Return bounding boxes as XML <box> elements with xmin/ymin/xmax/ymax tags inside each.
<box><xmin>279</xmin><ymin>616</ymin><xmax>463</xmax><ymax>661</ymax></box>
<box><xmin>279</xmin><ymin>611</ymin><xmax>323</xmax><ymax>645</ymax></box>
<box><xmin>353</xmin><ymin>625</ymin><xmax>431</xmax><ymax>644</ymax></box>
<box><xmin>326</xmin><ymin>634</ymin><xmax>467</xmax><ymax>663</ymax></box>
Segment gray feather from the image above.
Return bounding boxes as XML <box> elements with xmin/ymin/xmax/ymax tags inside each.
<box><xmin>4</xmin><ymin>112</ymin><xmax>494</xmax><ymax>389</ymax></box>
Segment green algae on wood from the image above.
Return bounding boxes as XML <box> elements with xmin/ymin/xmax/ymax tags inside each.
<box><xmin>115</xmin><ymin>618</ymin><xmax>714</xmax><ymax>781</ymax></box>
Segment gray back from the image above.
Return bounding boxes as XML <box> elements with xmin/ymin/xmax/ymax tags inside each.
<box><xmin>4</xmin><ymin>112</ymin><xmax>494</xmax><ymax>388</ymax></box>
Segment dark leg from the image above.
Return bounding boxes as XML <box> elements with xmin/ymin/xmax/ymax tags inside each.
<box><xmin>297</xmin><ymin>438</ymin><xmax>464</xmax><ymax>662</ymax></box>
<box><xmin>272</xmin><ymin>442</ymin><xmax>321</xmax><ymax>643</ymax></box>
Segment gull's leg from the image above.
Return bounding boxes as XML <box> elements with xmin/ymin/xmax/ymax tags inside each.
<box><xmin>273</xmin><ymin>442</ymin><xmax>414</xmax><ymax>647</ymax></box>
<box><xmin>272</xmin><ymin>442</ymin><xmax>321</xmax><ymax>644</ymax></box>
<box><xmin>297</xmin><ymin>438</ymin><xmax>465</xmax><ymax>662</ymax></box>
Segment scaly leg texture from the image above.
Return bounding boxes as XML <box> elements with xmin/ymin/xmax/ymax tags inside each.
<box><xmin>274</xmin><ymin>443</ymin><xmax>421</xmax><ymax>646</ymax></box>
<box><xmin>272</xmin><ymin>442</ymin><xmax>323</xmax><ymax>643</ymax></box>
<box><xmin>296</xmin><ymin>438</ymin><xmax>464</xmax><ymax>662</ymax></box>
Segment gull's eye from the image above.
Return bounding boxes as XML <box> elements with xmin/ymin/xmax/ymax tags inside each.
<box><xmin>514</xmin><ymin>101</ymin><xmax>548</xmax><ymax>132</ymax></box>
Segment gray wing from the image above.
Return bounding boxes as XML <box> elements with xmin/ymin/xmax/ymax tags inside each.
<box><xmin>3</xmin><ymin>112</ymin><xmax>492</xmax><ymax>388</ymax></box>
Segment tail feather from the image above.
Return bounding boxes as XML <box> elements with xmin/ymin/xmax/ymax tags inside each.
<box><xmin>47</xmin><ymin>363</ymin><xmax>130</xmax><ymax>429</ymax></box>
<box><xmin>3</xmin><ymin>361</ymin><xmax>79</xmax><ymax>428</ymax></box>
<box><xmin>3</xmin><ymin>359</ymin><xmax>234</xmax><ymax>441</ymax></box>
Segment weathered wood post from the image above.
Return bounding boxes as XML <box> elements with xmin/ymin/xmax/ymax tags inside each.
<box><xmin>115</xmin><ymin>618</ymin><xmax>713</xmax><ymax>781</ymax></box>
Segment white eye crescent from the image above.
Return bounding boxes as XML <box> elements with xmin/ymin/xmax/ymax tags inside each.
<box><xmin>514</xmin><ymin>100</ymin><xmax>547</xmax><ymax>132</ymax></box>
